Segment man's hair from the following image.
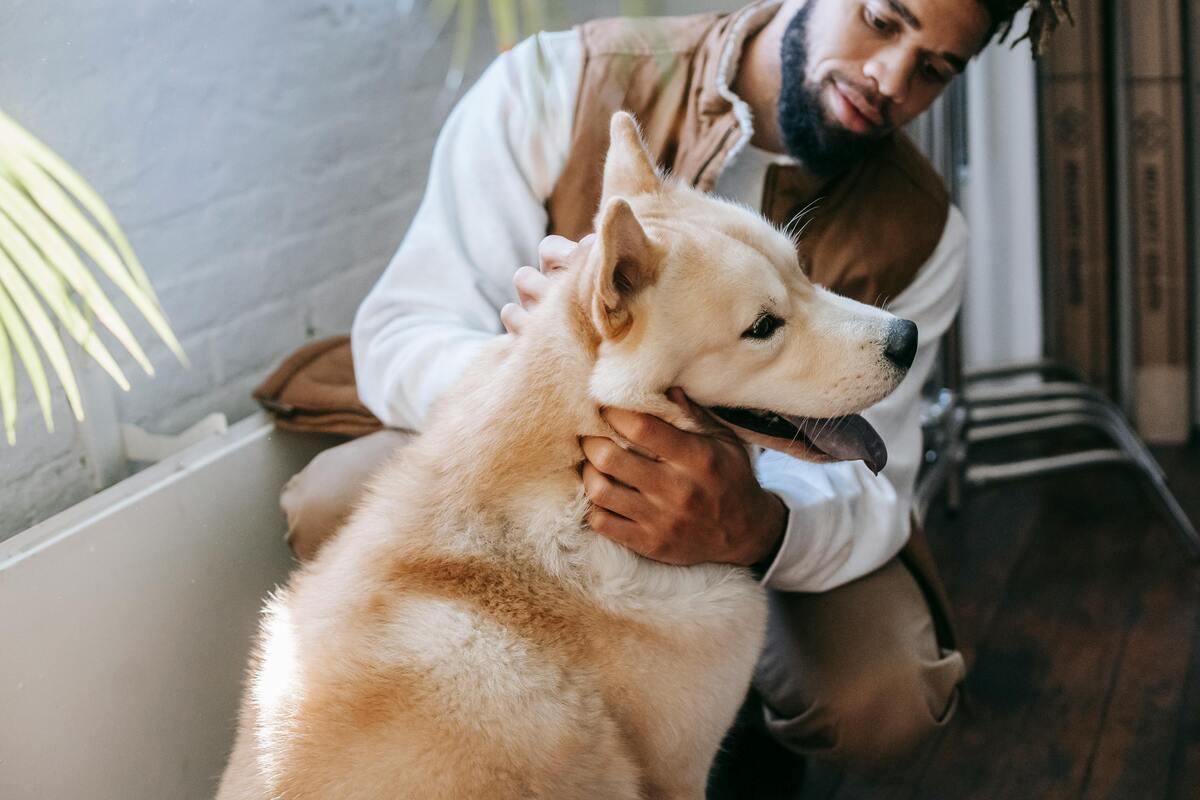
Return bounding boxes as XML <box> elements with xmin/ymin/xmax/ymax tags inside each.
<box><xmin>980</xmin><ymin>0</ymin><xmax>1073</xmax><ymax>57</ymax></box>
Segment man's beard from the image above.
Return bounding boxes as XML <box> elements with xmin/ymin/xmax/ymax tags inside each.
<box><xmin>777</xmin><ymin>1</ymin><xmax>885</xmax><ymax>177</ymax></box>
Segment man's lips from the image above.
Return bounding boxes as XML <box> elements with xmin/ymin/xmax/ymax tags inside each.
<box><xmin>829</xmin><ymin>83</ymin><xmax>885</xmax><ymax>134</ymax></box>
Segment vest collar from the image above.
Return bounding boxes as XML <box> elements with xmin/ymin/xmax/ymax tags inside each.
<box><xmin>702</xmin><ymin>2</ymin><xmax>781</xmax><ymax>142</ymax></box>
<box><xmin>682</xmin><ymin>1</ymin><xmax>782</xmax><ymax>190</ymax></box>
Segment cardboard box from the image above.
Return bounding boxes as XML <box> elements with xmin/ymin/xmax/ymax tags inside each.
<box><xmin>1119</xmin><ymin>0</ymin><xmax>1191</xmax><ymax>442</ymax></box>
<box><xmin>1038</xmin><ymin>0</ymin><xmax>1114</xmax><ymax>391</ymax></box>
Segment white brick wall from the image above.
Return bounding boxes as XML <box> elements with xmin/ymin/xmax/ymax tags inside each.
<box><xmin>0</xmin><ymin>0</ymin><xmax>731</xmax><ymax>539</ymax></box>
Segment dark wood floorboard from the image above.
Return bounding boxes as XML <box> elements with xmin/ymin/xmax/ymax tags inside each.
<box><xmin>1165</xmin><ymin>589</ymin><xmax>1200</xmax><ymax>800</ymax></box>
<box><xmin>1159</xmin><ymin>445</ymin><xmax>1200</xmax><ymax>800</ymax></box>
<box><xmin>797</xmin><ymin>440</ymin><xmax>1200</xmax><ymax>800</ymax></box>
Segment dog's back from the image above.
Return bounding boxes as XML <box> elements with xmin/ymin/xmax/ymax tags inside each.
<box><xmin>219</xmin><ymin>415</ymin><xmax>764</xmax><ymax>799</ymax></box>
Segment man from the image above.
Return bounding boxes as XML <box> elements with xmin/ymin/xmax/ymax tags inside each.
<box><xmin>277</xmin><ymin>0</ymin><xmax>1069</xmax><ymax>784</ymax></box>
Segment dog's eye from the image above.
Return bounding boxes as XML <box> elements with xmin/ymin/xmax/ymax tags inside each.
<box><xmin>742</xmin><ymin>313</ymin><xmax>784</xmax><ymax>340</ymax></box>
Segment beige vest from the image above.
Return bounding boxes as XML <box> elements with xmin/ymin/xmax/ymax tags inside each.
<box><xmin>545</xmin><ymin>4</ymin><xmax>951</xmax><ymax>307</ymax></box>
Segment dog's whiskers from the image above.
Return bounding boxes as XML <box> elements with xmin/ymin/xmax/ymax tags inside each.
<box><xmin>817</xmin><ymin>414</ymin><xmax>845</xmax><ymax>446</ymax></box>
<box><xmin>786</xmin><ymin>423</ymin><xmax>804</xmax><ymax>449</ymax></box>
<box><xmin>794</xmin><ymin>213</ymin><xmax>819</xmax><ymax>241</ymax></box>
<box><xmin>816</xmin><ymin>415</ymin><xmax>833</xmax><ymax>443</ymax></box>
<box><xmin>783</xmin><ymin>198</ymin><xmax>824</xmax><ymax>245</ymax></box>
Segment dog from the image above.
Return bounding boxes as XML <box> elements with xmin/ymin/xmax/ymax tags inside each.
<box><xmin>216</xmin><ymin>111</ymin><xmax>916</xmax><ymax>800</ymax></box>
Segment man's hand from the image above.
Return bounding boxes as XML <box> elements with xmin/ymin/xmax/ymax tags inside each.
<box><xmin>500</xmin><ymin>234</ymin><xmax>588</xmax><ymax>334</ymax></box>
<box><xmin>582</xmin><ymin>388</ymin><xmax>788</xmax><ymax>568</ymax></box>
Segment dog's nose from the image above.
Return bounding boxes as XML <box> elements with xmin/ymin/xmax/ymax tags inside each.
<box><xmin>884</xmin><ymin>319</ymin><xmax>918</xmax><ymax>371</ymax></box>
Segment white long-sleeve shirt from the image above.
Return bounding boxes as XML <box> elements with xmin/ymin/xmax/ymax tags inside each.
<box><xmin>353</xmin><ymin>30</ymin><xmax>968</xmax><ymax>593</ymax></box>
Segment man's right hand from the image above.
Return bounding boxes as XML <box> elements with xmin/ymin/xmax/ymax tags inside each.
<box><xmin>500</xmin><ymin>234</ymin><xmax>591</xmax><ymax>334</ymax></box>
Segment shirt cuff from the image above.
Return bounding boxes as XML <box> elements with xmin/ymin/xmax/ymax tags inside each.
<box><xmin>751</xmin><ymin>472</ymin><xmax>865</xmax><ymax>592</ymax></box>
<box><xmin>753</xmin><ymin>480</ymin><xmax>829</xmax><ymax>589</ymax></box>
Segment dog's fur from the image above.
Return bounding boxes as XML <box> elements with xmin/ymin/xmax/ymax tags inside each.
<box><xmin>217</xmin><ymin>113</ymin><xmax>910</xmax><ymax>800</ymax></box>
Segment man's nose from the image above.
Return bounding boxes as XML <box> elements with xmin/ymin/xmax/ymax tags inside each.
<box><xmin>863</xmin><ymin>48</ymin><xmax>915</xmax><ymax>105</ymax></box>
<box><xmin>884</xmin><ymin>319</ymin><xmax>918</xmax><ymax>371</ymax></box>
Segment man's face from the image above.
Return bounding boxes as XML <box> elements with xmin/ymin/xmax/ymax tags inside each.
<box><xmin>778</xmin><ymin>0</ymin><xmax>990</xmax><ymax>175</ymax></box>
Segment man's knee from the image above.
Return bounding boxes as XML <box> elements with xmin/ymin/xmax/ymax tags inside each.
<box><xmin>763</xmin><ymin>645</ymin><xmax>964</xmax><ymax>771</ymax></box>
<box><xmin>821</xmin><ymin>648</ymin><xmax>960</xmax><ymax>768</ymax></box>
<box><xmin>280</xmin><ymin>429</ymin><xmax>413</xmax><ymax>560</ymax></box>
<box><xmin>754</xmin><ymin>556</ymin><xmax>966</xmax><ymax>771</ymax></box>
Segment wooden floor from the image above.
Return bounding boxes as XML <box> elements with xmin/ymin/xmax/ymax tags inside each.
<box><xmin>799</xmin><ymin>437</ymin><xmax>1200</xmax><ymax>800</ymax></box>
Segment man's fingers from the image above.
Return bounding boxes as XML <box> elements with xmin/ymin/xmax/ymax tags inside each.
<box><xmin>581</xmin><ymin>461</ymin><xmax>650</xmax><ymax>521</ymax></box>
<box><xmin>587</xmin><ymin>506</ymin><xmax>650</xmax><ymax>553</ymax></box>
<box><xmin>500</xmin><ymin>303</ymin><xmax>529</xmax><ymax>334</ymax></box>
<box><xmin>537</xmin><ymin>232</ymin><xmax>597</xmax><ymax>273</ymax></box>
<box><xmin>580</xmin><ymin>435</ymin><xmax>659</xmax><ymax>489</ymax></box>
<box><xmin>537</xmin><ymin>235</ymin><xmax>578</xmax><ymax>272</ymax></box>
<box><xmin>601</xmin><ymin>407</ymin><xmax>696</xmax><ymax>463</ymax></box>
<box><xmin>514</xmin><ymin>266</ymin><xmax>550</xmax><ymax>308</ymax></box>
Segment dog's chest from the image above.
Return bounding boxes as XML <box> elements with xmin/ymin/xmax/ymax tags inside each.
<box><xmin>579</xmin><ymin>560</ymin><xmax>768</xmax><ymax>777</ymax></box>
<box><xmin>510</xmin><ymin>508</ymin><xmax>769</xmax><ymax>668</ymax></box>
<box><xmin>570</xmin><ymin>538</ymin><xmax>765</xmax><ymax>657</ymax></box>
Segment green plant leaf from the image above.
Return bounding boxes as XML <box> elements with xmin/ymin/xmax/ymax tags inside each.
<box><xmin>449</xmin><ymin>0</ymin><xmax>478</xmax><ymax>89</ymax></box>
<box><xmin>1</xmin><ymin>140</ymin><xmax>187</xmax><ymax>368</ymax></box>
<box><xmin>0</xmin><ymin>306</ymin><xmax>16</xmax><ymax>444</ymax></box>
<box><xmin>0</xmin><ymin>246</ymin><xmax>84</xmax><ymax>425</ymax></box>
<box><xmin>0</xmin><ymin>178</ymin><xmax>155</xmax><ymax>377</ymax></box>
<box><xmin>0</xmin><ymin>108</ymin><xmax>190</xmax><ymax>442</ymax></box>
<box><xmin>488</xmin><ymin>0</ymin><xmax>519</xmax><ymax>50</ymax></box>
<box><xmin>0</xmin><ymin>209</ymin><xmax>130</xmax><ymax>393</ymax></box>
<box><xmin>519</xmin><ymin>0</ymin><xmax>543</xmax><ymax>35</ymax></box>
<box><xmin>0</xmin><ymin>110</ymin><xmax>160</xmax><ymax>306</ymax></box>
<box><xmin>0</xmin><ymin>282</ymin><xmax>55</xmax><ymax>435</ymax></box>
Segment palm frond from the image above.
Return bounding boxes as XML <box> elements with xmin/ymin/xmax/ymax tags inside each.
<box><xmin>0</xmin><ymin>245</ymin><xmax>84</xmax><ymax>425</ymax></box>
<box><xmin>0</xmin><ymin>208</ymin><xmax>132</xmax><ymax>391</ymax></box>
<box><xmin>0</xmin><ymin>109</ymin><xmax>184</xmax><ymax>444</ymax></box>
<box><xmin>448</xmin><ymin>0</ymin><xmax>478</xmax><ymax>90</ymax></box>
<box><xmin>0</xmin><ymin>300</ymin><xmax>18</xmax><ymax>444</ymax></box>
<box><xmin>5</xmin><ymin>147</ymin><xmax>185</xmax><ymax>365</ymax></box>
<box><xmin>436</xmin><ymin>0</ymin><xmax>657</xmax><ymax>90</ymax></box>
<box><xmin>488</xmin><ymin>0</ymin><xmax>519</xmax><ymax>50</ymax></box>
<box><xmin>519</xmin><ymin>0</ymin><xmax>544</xmax><ymax>36</ymax></box>
<box><xmin>0</xmin><ymin>277</ymin><xmax>59</xmax><ymax>441</ymax></box>
<box><xmin>0</xmin><ymin>110</ymin><xmax>160</xmax><ymax>304</ymax></box>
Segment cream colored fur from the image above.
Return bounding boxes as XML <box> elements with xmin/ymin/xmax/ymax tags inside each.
<box><xmin>217</xmin><ymin>112</ymin><xmax>908</xmax><ymax>800</ymax></box>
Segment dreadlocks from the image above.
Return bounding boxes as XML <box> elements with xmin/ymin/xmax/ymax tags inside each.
<box><xmin>983</xmin><ymin>0</ymin><xmax>1074</xmax><ymax>57</ymax></box>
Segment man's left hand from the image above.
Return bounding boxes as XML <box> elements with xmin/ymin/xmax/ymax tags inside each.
<box><xmin>581</xmin><ymin>388</ymin><xmax>788</xmax><ymax>568</ymax></box>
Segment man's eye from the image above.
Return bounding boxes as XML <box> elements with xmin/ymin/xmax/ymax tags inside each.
<box><xmin>863</xmin><ymin>7</ymin><xmax>893</xmax><ymax>33</ymax></box>
<box><xmin>922</xmin><ymin>63</ymin><xmax>949</xmax><ymax>83</ymax></box>
<box><xmin>742</xmin><ymin>314</ymin><xmax>785</xmax><ymax>340</ymax></box>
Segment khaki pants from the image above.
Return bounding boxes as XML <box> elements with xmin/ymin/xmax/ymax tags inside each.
<box><xmin>280</xmin><ymin>430</ymin><xmax>966</xmax><ymax>772</ymax></box>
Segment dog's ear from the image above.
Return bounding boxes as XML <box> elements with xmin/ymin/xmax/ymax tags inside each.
<box><xmin>601</xmin><ymin>112</ymin><xmax>662</xmax><ymax>201</ymax></box>
<box><xmin>591</xmin><ymin>196</ymin><xmax>659</xmax><ymax>339</ymax></box>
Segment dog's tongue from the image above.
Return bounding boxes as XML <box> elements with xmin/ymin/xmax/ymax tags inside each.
<box><xmin>791</xmin><ymin>414</ymin><xmax>888</xmax><ymax>474</ymax></box>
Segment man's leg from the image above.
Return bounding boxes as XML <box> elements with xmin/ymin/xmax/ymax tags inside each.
<box><xmin>707</xmin><ymin>686</ymin><xmax>807</xmax><ymax>800</ymax></box>
<box><xmin>278</xmin><ymin>429</ymin><xmax>413</xmax><ymax>560</ymax></box>
<box><xmin>753</xmin><ymin>558</ymin><xmax>966</xmax><ymax>773</ymax></box>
